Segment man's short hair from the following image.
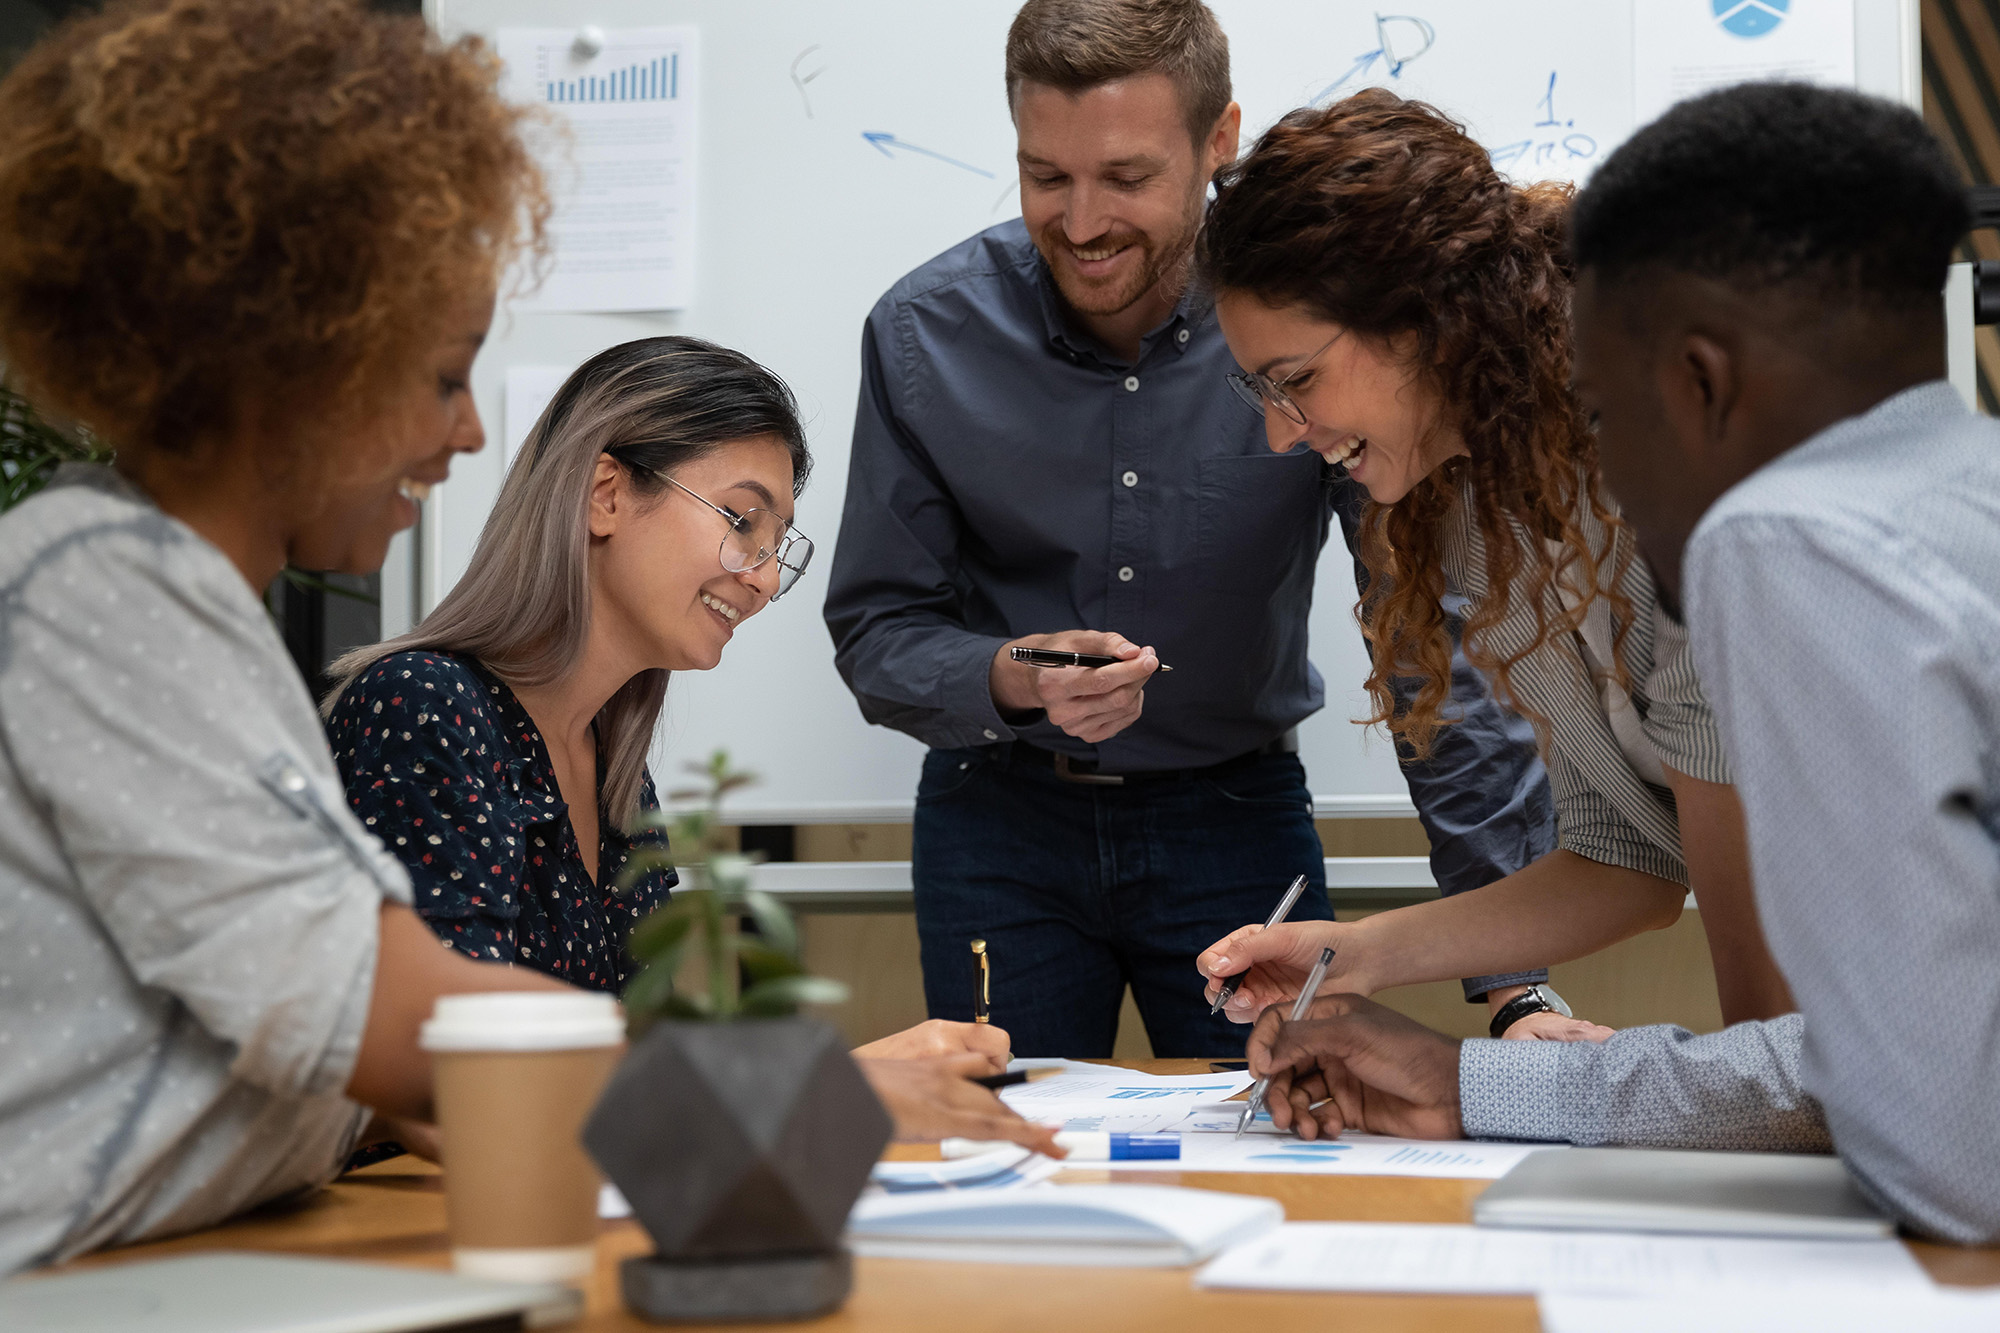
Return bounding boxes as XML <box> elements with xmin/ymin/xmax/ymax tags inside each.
<box><xmin>1005</xmin><ymin>0</ymin><xmax>1231</xmax><ymax>147</ymax></box>
<box><xmin>1571</xmin><ymin>83</ymin><xmax>1969</xmax><ymax>311</ymax></box>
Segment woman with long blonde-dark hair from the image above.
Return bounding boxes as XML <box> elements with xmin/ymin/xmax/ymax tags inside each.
<box><xmin>1194</xmin><ymin>90</ymin><xmax>1791</xmax><ymax>1033</ymax></box>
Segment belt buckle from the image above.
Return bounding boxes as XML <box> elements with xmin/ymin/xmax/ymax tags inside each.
<box><xmin>1053</xmin><ymin>754</ymin><xmax>1124</xmax><ymax>786</ymax></box>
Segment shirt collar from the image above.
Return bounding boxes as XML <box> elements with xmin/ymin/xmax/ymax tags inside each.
<box><xmin>1759</xmin><ymin>379</ymin><xmax>1965</xmax><ymax>476</ymax></box>
<box><xmin>1033</xmin><ymin>249</ymin><xmax>1207</xmax><ymax>367</ymax></box>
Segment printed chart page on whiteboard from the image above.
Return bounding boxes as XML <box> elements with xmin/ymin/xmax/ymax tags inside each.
<box><xmin>496</xmin><ymin>26</ymin><xmax>698</xmax><ymax>312</ymax></box>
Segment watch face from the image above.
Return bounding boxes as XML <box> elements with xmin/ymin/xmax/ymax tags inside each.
<box><xmin>1533</xmin><ymin>986</ymin><xmax>1573</xmax><ymax>1019</ymax></box>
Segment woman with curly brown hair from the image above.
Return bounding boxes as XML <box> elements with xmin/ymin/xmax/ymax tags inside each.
<box><xmin>1193</xmin><ymin>90</ymin><xmax>1794</xmax><ymax>1036</ymax></box>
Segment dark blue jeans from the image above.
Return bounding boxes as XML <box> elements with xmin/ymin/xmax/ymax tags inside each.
<box><xmin>911</xmin><ymin>745</ymin><xmax>1331</xmax><ymax>1058</ymax></box>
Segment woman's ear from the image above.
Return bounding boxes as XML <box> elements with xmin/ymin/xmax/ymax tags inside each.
<box><xmin>588</xmin><ymin>454</ymin><xmax>623</xmax><ymax>538</ymax></box>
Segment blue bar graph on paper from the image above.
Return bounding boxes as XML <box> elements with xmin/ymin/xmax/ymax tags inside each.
<box><xmin>547</xmin><ymin>51</ymin><xmax>679</xmax><ymax>103</ymax></box>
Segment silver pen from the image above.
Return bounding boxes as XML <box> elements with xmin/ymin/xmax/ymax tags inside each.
<box><xmin>1208</xmin><ymin>874</ymin><xmax>1309</xmax><ymax>1016</ymax></box>
<box><xmin>1235</xmin><ymin>945</ymin><xmax>1336</xmax><ymax>1139</ymax></box>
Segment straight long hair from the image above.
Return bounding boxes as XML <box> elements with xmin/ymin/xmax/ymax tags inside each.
<box><xmin>324</xmin><ymin>336</ymin><xmax>810</xmax><ymax>828</ymax></box>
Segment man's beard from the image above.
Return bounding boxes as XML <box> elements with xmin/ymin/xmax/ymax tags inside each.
<box><xmin>1034</xmin><ymin>192</ymin><xmax>1205</xmax><ymax>318</ymax></box>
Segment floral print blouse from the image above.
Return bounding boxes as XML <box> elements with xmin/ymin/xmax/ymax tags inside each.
<box><xmin>326</xmin><ymin>651</ymin><xmax>675</xmax><ymax>992</ymax></box>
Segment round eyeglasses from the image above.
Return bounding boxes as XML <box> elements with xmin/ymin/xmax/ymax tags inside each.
<box><xmin>1225</xmin><ymin>328</ymin><xmax>1348</xmax><ymax>426</ymax></box>
<box><xmin>662</xmin><ymin>474</ymin><xmax>814</xmax><ymax>601</ymax></box>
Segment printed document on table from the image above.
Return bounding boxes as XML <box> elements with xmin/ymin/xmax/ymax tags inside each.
<box><xmin>1194</xmin><ymin>1222</ymin><xmax>1930</xmax><ymax>1297</ymax></box>
<box><xmin>998</xmin><ymin>1069</ymin><xmax>1252</xmax><ymax>1134</ymax></box>
<box><xmin>1541</xmin><ymin>1287</ymin><xmax>2000</xmax><ymax>1333</ymax></box>
<box><xmin>1632</xmin><ymin>1</ymin><xmax>1853</xmax><ymax>128</ymax></box>
<box><xmin>1070</xmin><ymin>1131</ymin><xmax>1559</xmax><ymax>1180</ymax></box>
<box><xmin>497</xmin><ymin>27</ymin><xmax>696</xmax><ymax>312</ymax></box>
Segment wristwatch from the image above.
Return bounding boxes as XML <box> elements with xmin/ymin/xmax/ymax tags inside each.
<box><xmin>1489</xmin><ymin>984</ymin><xmax>1572</xmax><ymax>1039</ymax></box>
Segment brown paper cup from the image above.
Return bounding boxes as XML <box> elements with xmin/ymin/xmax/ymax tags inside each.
<box><xmin>421</xmin><ymin>992</ymin><xmax>625</xmax><ymax>1282</ymax></box>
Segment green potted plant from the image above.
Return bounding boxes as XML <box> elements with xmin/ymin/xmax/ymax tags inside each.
<box><xmin>583</xmin><ymin>751</ymin><xmax>891</xmax><ymax>1324</ymax></box>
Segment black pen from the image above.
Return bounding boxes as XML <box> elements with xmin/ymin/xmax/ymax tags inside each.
<box><xmin>972</xmin><ymin>938</ymin><xmax>990</xmax><ymax>1025</ymax></box>
<box><xmin>1010</xmin><ymin>646</ymin><xmax>1173</xmax><ymax>673</ymax></box>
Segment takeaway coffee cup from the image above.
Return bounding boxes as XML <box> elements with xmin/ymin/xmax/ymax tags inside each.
<box><xmin>420</xmin><ymin>991</ymin><xmax>626</xmax><ymax>1282</ymax></box>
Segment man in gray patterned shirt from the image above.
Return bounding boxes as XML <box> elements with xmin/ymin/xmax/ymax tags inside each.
<box><xmin>1245</xmin><ymin>84</ymin><xmax>2000</xmax><ymax>1244</ymax></box>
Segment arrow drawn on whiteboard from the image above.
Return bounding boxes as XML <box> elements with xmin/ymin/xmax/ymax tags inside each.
<box><xmin>790</xmin><ymin>45</ymin><xmax>825</xmax><ymax>119</ymax></box>
<box><xmin>1309</xmin><ymin>13</ymin><xmax>1435</xmax><ymax>105</ymax></box>
<box><xmin>862</xmin><ymin>131</ymin><xmax>996</xmax><ymax>178</ymax></box>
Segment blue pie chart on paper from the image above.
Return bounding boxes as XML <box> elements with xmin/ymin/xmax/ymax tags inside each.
<box><xmin>1714</xmin><ymin>0</ymin><xmax>1790</xmax><ymax>39</ymax></box>
<box><xmin>1247</xmin><ymin>1142</ymin><xmax>1355</xmax><ymax>1163</ymax></box>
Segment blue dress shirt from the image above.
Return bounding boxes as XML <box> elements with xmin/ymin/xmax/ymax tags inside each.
<box><xmin>824</xmin><ymin>219</ymin><xmax>1552</xmax><ymax>923</ymax></box>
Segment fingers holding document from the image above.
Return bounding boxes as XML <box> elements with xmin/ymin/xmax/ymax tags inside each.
<box><xmin>858</xmin><ymin>1052</ymin><xmax>1065</xmax><ymax>1158</ymax></box>
<box><xmin>1246</xmin><ymin>995</ymin><xmax>1466</xmax><ymax>1142</ymax></box>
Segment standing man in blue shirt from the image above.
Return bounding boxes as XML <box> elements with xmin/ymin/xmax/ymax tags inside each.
<box><xmin>824</xmin><ymin>0</ymin><xmax>1551</xmax><ymax>1056</ymax></box>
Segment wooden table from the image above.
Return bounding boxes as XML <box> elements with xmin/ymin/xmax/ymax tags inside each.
<box><xmin>61</xmin><ymin>1061</ymin><xmax>2000</xmax><ymax>1333</ymax></box>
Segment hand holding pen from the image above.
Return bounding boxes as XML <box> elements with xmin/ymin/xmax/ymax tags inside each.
<box><xmin>1208</xmin><ymin>875</ymin><xmax>1307</xmax><ymax>1016</ymax></box>
<box><xmin>1235</xmin><ymin>946</ymin><xmax>1337</xmax><ymax>1138</ymax></box>
<box><xmin>1199</xmin><ymin>916</ymin><xmax>1350</xmax><ymax>1025</ymax></box>
<box><xmin>990</xmin><ymin>631</ymin><xmax>1161</xmax><ymax>746</ymax></box>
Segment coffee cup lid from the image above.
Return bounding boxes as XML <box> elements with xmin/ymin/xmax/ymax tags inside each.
<box><xmin>420</xmin><ymin>991</ymin><xmax>626</xmax><ymax>1052</ymax></box>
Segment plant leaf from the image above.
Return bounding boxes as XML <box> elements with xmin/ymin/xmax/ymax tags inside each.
<box><xmin>626</xmin><ymin>904</ymin><xmax>696</xmax><ymax>962</ymax></box>
<box><xmin>739</xmin><ymin>888</ymin><xmax>799</xmax><ymax>959</ymax></box>
<box><xmin>736</xmin><ymin>940</ymin><xmax>804</xmax><ymax>983</ymax></box>
<box><xmin>738</xmin><ymin>975</ymin><xmax>850</xmax><ymax>1017</ymax></box>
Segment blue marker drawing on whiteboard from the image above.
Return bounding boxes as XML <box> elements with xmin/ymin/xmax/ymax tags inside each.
<box><xmin>1488</xmin><ymin>71</ymin><xmax>1597</xmax><ymax>174</ymax></box>
<box><xmin>1309</xmin><ymin>13</ymin><xmax>1435</xmax><ymax>106</ymax></box>
<box><xmin>862</xmin><ymin>132</ymin><xmax>996</xmax><ymax>179</ymax></box>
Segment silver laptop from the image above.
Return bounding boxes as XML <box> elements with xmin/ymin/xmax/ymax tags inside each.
<box><xmin>1475</xmin><ymin>1147</ymin><xmax>1893</xmax><ymax>1239</ymax></box>
<box><xmin>0</xmin><ymin>1252</ymin><xmax>582</xmax><ymax>1332</ymax></box>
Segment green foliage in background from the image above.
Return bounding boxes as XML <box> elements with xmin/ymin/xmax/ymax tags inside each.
<box><xmin>617</xmin><ymin>750</ymin><xmax>848</xmax><ymax>1032</ymax></box>
<box><xmin>1</xmin><ymin>381</ymin><xmax>107</xmax><ymax>511</ymax></box>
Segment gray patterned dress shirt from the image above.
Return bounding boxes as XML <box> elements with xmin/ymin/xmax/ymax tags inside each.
<box><xmin>0</xmin><ymin>466</ymin><xmax>413</xmax><ymax>1273</ymax></box>
<box><xmin>1460</xmin><ymin>382</ymin><xmax>2000</xmax><ymax>1245</ymax></box>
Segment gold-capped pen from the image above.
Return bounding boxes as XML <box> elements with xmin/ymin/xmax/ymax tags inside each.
<box><xmin>971</xmin><ymin>938</ymin><xmax>990</xmax><ymax>1024</ymax></box>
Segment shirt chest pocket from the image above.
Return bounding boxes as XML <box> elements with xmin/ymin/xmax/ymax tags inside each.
<box><xmin>1193</xmin><ymin>453</ymin><xmax>1327</xmax><ymax>591</ymax></box>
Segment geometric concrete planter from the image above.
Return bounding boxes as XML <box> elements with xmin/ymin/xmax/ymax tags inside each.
<box><xmin>582</xmin><ymin>1017</ymin><xmax>893</xmax><ymax>1322</ymax></box>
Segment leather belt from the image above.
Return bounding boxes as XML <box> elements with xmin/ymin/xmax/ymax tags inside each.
<box><xmin>1010</xmin><ymin>733</ymin><xmax>1298</xmax><ymax>787</ymax></box>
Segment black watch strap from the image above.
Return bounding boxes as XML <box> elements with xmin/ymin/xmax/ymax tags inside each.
<box><xmin>1489</xmin><ymin>990</ymin><xmax>1555</xmax><ymax>1039</ymax></box>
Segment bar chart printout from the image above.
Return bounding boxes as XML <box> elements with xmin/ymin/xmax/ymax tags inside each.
<box><xmin>497</xmin><ymin>27</ymin><xmax>697</xmax><ymax>311</ymax></box>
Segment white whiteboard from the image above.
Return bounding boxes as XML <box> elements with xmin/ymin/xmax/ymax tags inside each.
<box><xmin>425</xmin><ymin>0</ymin><xmax>1916</xmax><ymax>823</ymax></box>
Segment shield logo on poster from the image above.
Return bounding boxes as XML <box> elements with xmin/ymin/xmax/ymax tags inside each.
<box><xmin>1713</xmin><ymin>0</ymin><xmax>1791</xmax><ymax>39</ymax></box>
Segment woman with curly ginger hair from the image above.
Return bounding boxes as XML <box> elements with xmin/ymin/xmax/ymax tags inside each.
<box><xmin>0</xmin><ymin>0</ymin><xmax>571</xmax><ymax>1271</ymax></box>
<box><xmin>1193</xmin><ymin>91</ymin><xmax>1794</xmax><ymax>1036</ymax></box>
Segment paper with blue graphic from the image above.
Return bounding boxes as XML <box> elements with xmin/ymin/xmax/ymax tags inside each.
<box><xmin>996</xmin><ymin>1064</ymin><xmax>1558</xmax><ymax>1177</ymax></box>
<box><xmin>1073</xmin><ymin>1130</ymin><xmax>1557</xmax><ymax>1179</ymax></box>
<box><xmin>1632</xmin><ymin>0</ymin><xmax>1855</xmax><ymax>127</ymax></box>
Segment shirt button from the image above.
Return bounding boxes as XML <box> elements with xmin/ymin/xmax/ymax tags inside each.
<box><xmin>1121</xmin><ymin>470</ymin><xmax>1138</xmax><ymax>487</ymax></box>
<box><xmin>1124</xmin><ymin>376</ymin><xmax>1140</xmax><ymax>392</ymax></box>
<box><xmin>1117</xmin><ymin>566</ymin><xmax>1135</xmax><ymax>582</ymax></box>
<box><xmin>1176</xmin><ymin>328</ymin><xmax>1190</xmax><ymax>344</ymax></box>
<box><xmin>983</xmin><ymin>729</ymin><xmax>999</xmax><ymax>740</ymax></box>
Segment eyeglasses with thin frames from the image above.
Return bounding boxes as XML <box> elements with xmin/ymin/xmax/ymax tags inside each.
<box><xmin>1225</xmin><ymin>328</ymin><xmax>1348</xmax><ymax>426</ymax></box>
<box><xmin>660</xmin><ymin>474</ymin><xmax>815</xmax><ymax>602</ymax></box>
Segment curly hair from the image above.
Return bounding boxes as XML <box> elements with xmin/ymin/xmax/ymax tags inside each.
<box><xmin>0</xmin><ymin>0</ymin><xmax>549</xmax><ymax>455</ymax></box>
<box><xmin>1198</xmin><ymin>90</ymin><xmax>1628</xmax><ymax>757</ymax></box>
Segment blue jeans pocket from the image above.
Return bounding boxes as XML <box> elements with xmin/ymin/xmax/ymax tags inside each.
<box><xmin>916</xmin><ymin>747</ymin><xmax>988</xmax><ymax>805</ymax></box>
<box><xmin>1198</xmin><ymin>754</ymin><xmax>1312</xmax><ymax>812</ymax></box>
